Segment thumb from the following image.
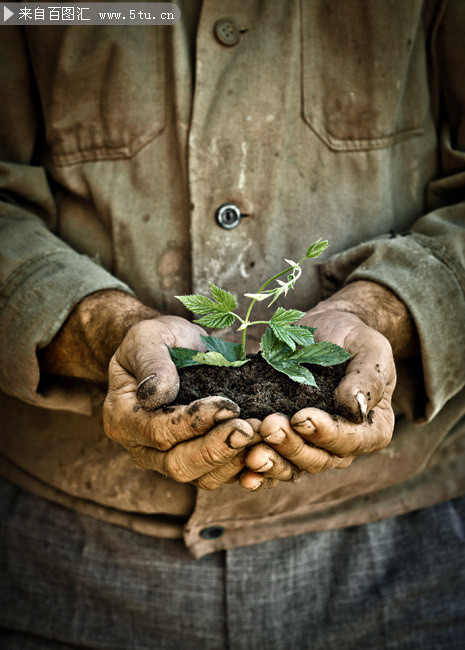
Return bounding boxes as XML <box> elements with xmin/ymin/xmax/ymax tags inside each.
<box><xmin>114</xmin><ymin>320</ymin><xmax>181</xmax><ymax>410</ymax></box>
<box><xmin>135</xmin><ymin>355</ymin><xmax>180</xmax><ymax>410</ymax></box>
<box><xmin>335</xmin><ymin>324</ymin><xmax>396</xmax><ymax>423</ymax></box>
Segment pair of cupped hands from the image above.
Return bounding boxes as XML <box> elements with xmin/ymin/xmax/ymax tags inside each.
<box><xmin>103</xmin><ymin>281</ymin><xmax>398</xmax><ymax>492</ymax></box>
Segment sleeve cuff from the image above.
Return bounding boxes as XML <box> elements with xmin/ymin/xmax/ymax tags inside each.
<box><xmin>0</xmin><ymin>248</ymin><xmax>134</xmax><ymax>411</ymax></box>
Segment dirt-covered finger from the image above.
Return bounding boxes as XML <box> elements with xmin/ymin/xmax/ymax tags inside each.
<box><xmin>114</xmin><ymin>324</ymin><xmax>180</xmax><ymax>409</ymax></box>
<box><xmin>245</xmin><ymin>443</ymin><xmax>297</xmax><ymax>481</ymax></box>
<box><xmin>194</xmin><ymin>451</ymin><xmax>247</xmax><ymax>490</ymax></box>
<box><xmin>239</xmin><ymin>471</ymin><xmax>279</xmax><ymax>491</ymax></box>
<box><xmin>261</xmin><ymin>416</ymin><xmax>354</xmax><ymax>473</ymax></box>
<box><xmin>160</xmin><ymin>418</ymin><xmax>255</xmax><ymax>482</ymax></box>
<box><xmin>108</xmin><ymin>394</ymin><xmax>241</xmax><ymax>451</ymax></box>
<box><xmin>334</xmin><ymin>325</ymin><xmax>396</xmax><ymax>423</ymax></box>
<box><xmin>291</xmin><ymin>400</ymin><xmax>394</xmax><ymax>457</ymax></box>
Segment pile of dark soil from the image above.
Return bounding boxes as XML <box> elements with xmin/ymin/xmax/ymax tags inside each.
<box><xmin>175</xmin><ymin>353</ymin><xmax>345</xmax><ymax>420</ymax></box>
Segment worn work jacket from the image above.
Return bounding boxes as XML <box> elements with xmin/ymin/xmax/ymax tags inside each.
<box><xmin>1</xmin><ymin>0</ymin><xmax>465</xmax><ymax>558</ymax></box>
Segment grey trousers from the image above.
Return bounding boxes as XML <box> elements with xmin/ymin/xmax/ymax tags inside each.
<box><xmin>1</xmin><ymin>476</ymin><xmax>464</xmax><ymax>649</ymax></box>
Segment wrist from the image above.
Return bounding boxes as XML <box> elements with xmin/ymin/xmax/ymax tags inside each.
<box><xmin>38</xmin><ymin>290</ymin><xmax>158</xmax><ymax>383</ymax></box>
<box><xmin>315</xmin><ymin>281</ymin><xmax>419</xmax><ymax>360</ymax></box>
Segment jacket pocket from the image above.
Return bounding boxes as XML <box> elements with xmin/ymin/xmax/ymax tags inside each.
<box><xmin>301</xmin><ymin>0</ymin><xmax>428</xmax><ymax>151</ymax></box>
<box><xmin>27</xmin><ymin>26</ymin><xmax>166</xmax><ymax>165</ymax></box>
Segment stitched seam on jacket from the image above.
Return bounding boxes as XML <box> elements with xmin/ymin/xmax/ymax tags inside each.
<box><xmin>0</xmin><ymin>250</ymin><xmax>92</xmax><ymax>304</ymax></box>
<box><xmin>50</xmin><ymin>126</ymin><xmax>164</xmax><ymax>167</ymax></box>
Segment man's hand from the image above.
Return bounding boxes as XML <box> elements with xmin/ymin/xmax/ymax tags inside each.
<box><xmin>39</xmin><ymin>290</ymin><xmax>259</xmax><ymax>490</ymax></box>
<box><xmin>240</xmin><ymin>281</ymin><xmax>419</xmax><ymax>490</ymax></box>
<box><xmin>103</xmin><ymin>316</ymin><xmax>260</xmax><ymax>489</ymax></box>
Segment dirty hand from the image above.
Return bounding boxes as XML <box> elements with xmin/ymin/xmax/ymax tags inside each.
<box><xmin>241</xmin><ymin>281</ymin><xmax>418</xmax><ymax>489</ymax></box>
<box><xmin>103</xmin><ymin>315</ymin><xmax>260</xmax><ymax>489</ymax></box>
<box><xmin>38</xmin><ymin>290</ymin><xmax>257</xmax><ymax>489</ymax></box>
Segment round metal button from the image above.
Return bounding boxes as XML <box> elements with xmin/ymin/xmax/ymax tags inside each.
<box><xmin>214</xmin><ymin>17</ymin><xmax>240</xmax><ymax>47</ymax></box>
<box><xmin>199</xmin><ymin>525</ymin><xmax>225</xmax><ymax>541</ymax></box>
<box><xmin>215</xmin><ymin>203</ymin><xmax>242</xmax><ymax>229</ymax></box>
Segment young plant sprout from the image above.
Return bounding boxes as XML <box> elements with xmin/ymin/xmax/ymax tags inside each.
<box><xmin>169</xmin><ymin>239</ymin><xmax>351</xmax><ymax>387</ymax></box>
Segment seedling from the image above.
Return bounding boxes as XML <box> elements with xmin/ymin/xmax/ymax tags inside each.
<box><xmin>169</xmin><ymin>239</ymin><xmax>351</xmax><ymax>387</ymax></box>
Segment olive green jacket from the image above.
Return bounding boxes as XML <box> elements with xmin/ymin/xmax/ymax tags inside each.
<box><xmin>1</xmin><ymin>0</ymin><xmax>465</xmax><ymax>557</ymax></box>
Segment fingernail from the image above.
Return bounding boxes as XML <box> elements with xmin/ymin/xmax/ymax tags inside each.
<box><xmin>256</xmin><ymin>459</ymin><xmax>274</xmax><ymax>473</ymax></box>
<box><xmin>357</xmin><ymin>392</ymin><xmax>367</xmax><ymax>418</ymax></box>
<box><xmin>136</xmin><ymin>374</ymin><xmax>157</xmax><ymax>399</ymax></box>
<box><xmin>292</xmin><ymin>417</ymin><xmax>316</xmax><ymax>434</ymax></box>
<box><xmin>249</xmin><ymin>477</ymin><xmax>264</xmax><ymax>490</ymax></box>
<box><xmin>263</xmin><ymin>428</ymin><xmax>286</xmax><ymax>445</ymax></box>
<box><xmin>215</xmin><ymin>407</ymin><xmax>238</xmax><ymax>422</ymax></box>
<box><xmin>227</xmin><ymin>429</ymin><xmax>252</xmax><ymax>449</ymax></box>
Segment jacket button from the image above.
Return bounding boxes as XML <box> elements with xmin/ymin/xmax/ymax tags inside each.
<box><xmin>214</xmin><ymin>17</ymin><xmax>240</xmax><ymax>46</ymax></box>
<box><xmin>199</xmin><ymin>525</ymin><xmax>225</xmax><ymax>540</ymax></box>
<box><xmin>215</xmin><ymin>203</ymin><xmax>242</xmax><ymax>229</ymax></box>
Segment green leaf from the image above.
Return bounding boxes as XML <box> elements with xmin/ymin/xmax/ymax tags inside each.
<box><xmin>269</xmin><ymin>309</ymin><xmax>307</xmax><ymax>350</ymax></box>
<box><xmin>200</xmin><ymin>335</ymin><xmax>245</xmax><ymax>362</ymax></box>
<box><xmin>194</xmin><ymin>312</ymin><xmax>236</xmax><ymax>328</ymax></box>
<box><xmin>176</xmin><ymin>294</ymin><xmax>218</xmax><ymax>315</ymax></box>
<box><xmin>281</xmin><ymin>325</ymin><xmax>315</xmax><ymax>347</ymax></box>
<box><xmin>270</xmin><ymin>307</ymin><xmax>306</xmax><ymax>326</ymax></box>
<box><xmin>267</xmin><ymin>357</ymin><xmax>317</xmax><ymax>386</ymax></box>
<box><xmin>192</xmin><ymin>351</ymin><xmax>249</xmax><ymax>367</ymax></box>
<box><xmin>270</xmin><ymin>323</ymin><xmax>298</xmax><ymax>350</ymax></box>
<box><xmin>305</xmin><ymin>239</ymin><xmax>329</xmax><ymax>259</ymax></box>
<box><xmin>261</xmin><ymin>327</ymin><xmax>350</xmax><ymax>386</ymax></box>
<box><xmin>209</xmin><ymin>283</ymin><xmax>237</xmax><ymax>312</ymax></box>
<box><xmin>260</xmin><ymin>328</ymin><xmax>289</xmax><ymax>361</ymax></box>
<box><xmin>176</xmin><ymin>285</ymin><xmax>236</xmax><ymax>331</ymax></box>
<box><xmin>291</xmin><ymin>341</ymin><xmax>352</xmax><ymax>366</ymax></box>
<box><xmin>168</xmin><ymin>346</ymin><xmax>203</xmax><ymax>368</ymax></box>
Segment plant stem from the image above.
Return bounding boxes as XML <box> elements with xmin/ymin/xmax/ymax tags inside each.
<box><xmin>240</xmin><ymin>256</ymin><xmax>307</xmax><ymax>355</ymax></box>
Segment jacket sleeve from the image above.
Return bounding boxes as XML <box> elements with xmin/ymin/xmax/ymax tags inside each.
<box><xmin>0</xmin><ymin>27</ymin><xmax>133</xmax><ymax>413</ymax></box>
<box><xmin>318</xmin><ymin>0</ymin><xmax>465</xmax><ymax>424</ymax></box>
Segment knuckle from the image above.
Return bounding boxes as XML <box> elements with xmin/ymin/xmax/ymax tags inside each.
<box><xmin>334</xmin><ymin>445</ymin><xmax>355</xmax><ymax>458</ymax></box>
<box><xmin>320</xmin><ymin>455</ymin><xmax>337</xmax><ymax>472</ymax></box>
<box><xmin>282</xmin><ymin>436</ymin><xmax>306</xmax><ymax>463</ymax></box>
<box><xmin>144</xmin><ymin>419</ymin><xmax>173</xmax><ymax>451</ymax></box>
<box><xmin>163</xmin><ymin>453</ymin><xmax>192</xmax><ymax>482</ymax></box>
<box><xmin>306</xmin><ymin>454</ymin><xmax>331</xmax><ymax>474</ymax></box>
<box><xmin>200</xmin><ymin>443</ymin><xmax>229</xmax><ymax>467</ymax></box>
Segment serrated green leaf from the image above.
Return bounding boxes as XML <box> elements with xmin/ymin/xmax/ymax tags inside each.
<box><xmin>291</xmin><ymin>341</ymin><xmax>352</xmax><ymax>366</ymax></box>
<box><xmin>176</xmin><ymin>294</ymin><xmax>218</xmax><ymax>315</ymax></box>
<box><xmin>200</xmin><ymin>335</ymin><xmax>245</xmax><ymax>362</ymax></box>
<box><xmin>192</xmin><ymin>351</ymin><xmax>249</xmax><ymax>367</ymax></box>
<box><xmin>209</xmin><ymin>283</ymin><xmax>237</xmax><ymax>312</ymax></box>
<box><xmin>168</xmin><ymin>346</ymin><xmax>203</xmax><ymax>368</ymax></box>
<box><xmin>270</xmin><ymin>307</ymin><xmax>306</xmax><ymax>326</ymax></box>
<box><xmin>281</xmin><ymin>325</ymin><xmax>315</xmax><ymax>347</ymax></box>
<box><xmin>305</xmin><ymin>239</ymin><xmax>328</xmax><ymax>259</ymax></box>
<box><xmin>260</xmin><ymin>328</ymin><xmax>289</xmax><ymax>361</ymax></box>
<box><xmin>270</xmin><ymin>322</ymin><xmax>297</xmax><ymax>350</ymax></box>
<box><xmin>267</xmin><ymin>358</ymin><xmax>317</xmax><ymax>386</ymax></box>
<box><xmin>194</xmin><ymin>312</ymin><xmax>236</xmax><ymax>328</ymax></box>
